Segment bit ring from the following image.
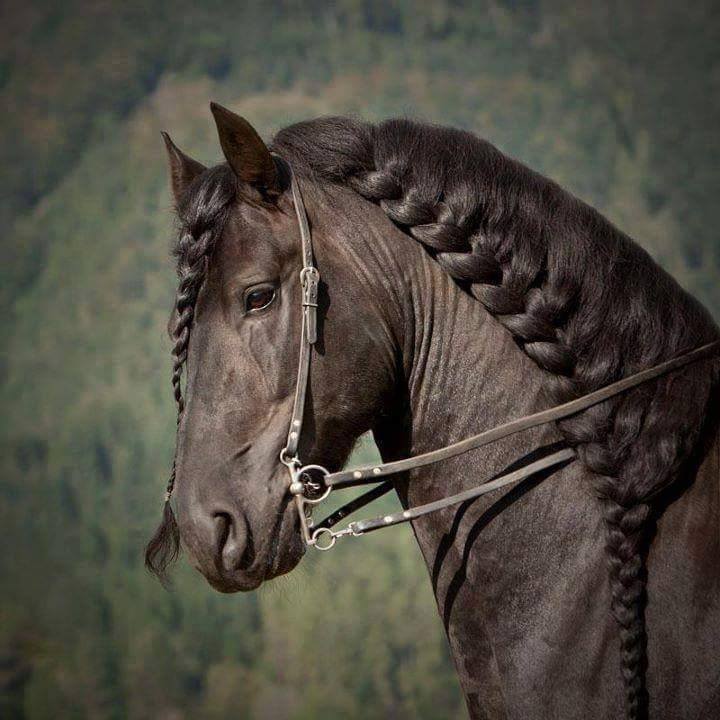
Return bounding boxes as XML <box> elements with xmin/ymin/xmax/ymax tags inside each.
<box><xmin>298</xmin><ymin>464</ymin><xmax>331</xmax><ymax>504</ymax></box>
<box><xmin>311</xmin><ymin>527</ymin><xmax>337</xmax><ymax>551</ymax></box>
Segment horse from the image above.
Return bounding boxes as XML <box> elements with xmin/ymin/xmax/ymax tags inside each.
<box><xmin>145</xmin><ymin>104</ymin><xmax>720</xmax><ymax>719</ymax></box>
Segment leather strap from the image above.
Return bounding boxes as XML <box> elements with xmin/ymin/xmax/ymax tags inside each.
<box><xmin>314</xmin><ymin>341</ymin><xmax>718</xmax><ymax>538</ymax></box>
<box><xmin>345</xmin><ymin>447</ymin><xmax>576</xmax><ymax>534</ymax></box>
<box><xmin>281</xmin><ymin>162</ymin><xmax>318</xmax><ymax>460</ymax></box>
<box><xmin>315</xmin><ymin>481</ymin><xmax>394</xmax><ymax>531</ymax></box>
<box><xmin>326</xmin><ymin>341</ymin><xmax>720</xmax><ymax>488</ymax></box>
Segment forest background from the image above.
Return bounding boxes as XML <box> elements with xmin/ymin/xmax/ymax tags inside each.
<box><xmin>1</xmin><ymin>2</ymin><xmax>718</xmax><ymax>718</ymax></box>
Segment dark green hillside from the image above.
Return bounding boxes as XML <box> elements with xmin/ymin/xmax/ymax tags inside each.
<box><xmin>1</xmin><ymin>2</ymin><xmax>718</xmax><ymax>718</ymax></box>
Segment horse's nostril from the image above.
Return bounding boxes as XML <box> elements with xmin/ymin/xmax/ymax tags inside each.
<box><xmin>213</xmin><ymin>511</ymin><xmax>255</xmax><ymax>573</ymax></box>
<box><xmin>213</xmin><ymin>512</ymin><xmax>232</xmax><ymax>558</ymax></box>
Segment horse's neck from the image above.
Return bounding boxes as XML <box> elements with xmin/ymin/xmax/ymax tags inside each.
<box><xmin>399</xmin><ymin>258</ymin><xmax>567</xmax><ymax>522</ymax></box>
<box><xmin>327</xmin><ymin>195</ymin><xmax>614</xmax><ymax>714</ymax></box>
<box><xmin>329</xmin><ymin>184</ymin><xmax>719</xmax><ymax>719</ymax></box>
<box><xmin>388</xmin><ymin>263</ymin><xmax>615</xmax><ymax>717</ymax></box>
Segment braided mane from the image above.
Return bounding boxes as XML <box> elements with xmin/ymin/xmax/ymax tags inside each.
<box><xmin>145</xmin><ymin>165</ymin><xmax>237</xmax><ymax>582</ymax></box>
<box><xmin>272</xmin><ymin>117</ymin><xmax>720</xmax><ymax>719</ymax></box>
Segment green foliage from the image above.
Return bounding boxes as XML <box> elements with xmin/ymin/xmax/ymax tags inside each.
<box><xmin>1</xmin><ymin>1</ymin><xmax>718</xmax><ymax>718</ymax></box>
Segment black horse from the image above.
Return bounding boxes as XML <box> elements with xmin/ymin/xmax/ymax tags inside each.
<box><xmin>147</xmin><ymin>104</ymin><xmax>720</xmax><ymax>719</ymax></box>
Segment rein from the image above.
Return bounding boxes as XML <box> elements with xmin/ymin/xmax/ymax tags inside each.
<box><xmin>277</xmin><ymin>160</ymin><xmax>720</xmax><ymax>551</ymax></box>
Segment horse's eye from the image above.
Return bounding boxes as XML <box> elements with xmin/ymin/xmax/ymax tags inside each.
<box><xmin>244</xmin><ymin>287</ymin><xmax>276</xmax><ymax>313</ymax></box>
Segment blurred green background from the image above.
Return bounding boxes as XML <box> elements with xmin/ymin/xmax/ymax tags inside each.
<box><xmin>1</xmin><ymin>2</ymin><xmax>718</xmax><ymax>718</ymax></box>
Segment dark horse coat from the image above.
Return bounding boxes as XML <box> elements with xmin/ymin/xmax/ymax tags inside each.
<box><xmin>147</xmin><ymin>107</ymin><xmax>720</xmax><ymax>719</ymax></box>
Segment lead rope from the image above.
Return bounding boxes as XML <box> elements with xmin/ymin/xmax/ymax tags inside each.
<box><xmin>277</xmin><ymin>158</ymin><xmax>720</xmax><ymax>550</ymax></box>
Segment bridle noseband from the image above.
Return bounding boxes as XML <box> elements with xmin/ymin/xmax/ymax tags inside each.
<box><xmin>277</xmin><ymin>159</ymin><xmax>720</xmax><ymax>552</ymax></box>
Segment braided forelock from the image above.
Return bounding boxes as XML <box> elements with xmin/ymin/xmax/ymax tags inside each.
<box><xmin>145</xmin><ymin>164</ymin><xmax>237</xmax><ymax>582</ymax></box>
<box><xmin>272</xmin><ymin>117</ymin><xmax>720</xmax><ymax>719</ymax></box>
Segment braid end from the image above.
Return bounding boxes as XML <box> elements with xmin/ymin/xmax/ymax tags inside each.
<box><xmin>605</xmin><ymin>499</ymin><xmax>650</xmax><ymax>720</ymax></box>
<box><xmin>144</xmin><ymin>500</ymin><xmax>181</xmax><ymax>586</ymax></box>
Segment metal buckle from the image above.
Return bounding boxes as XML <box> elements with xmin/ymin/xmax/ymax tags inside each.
<box><xmin>300</xmin><ymin>267</ymin><xmax>319</xmax><ymax>294</ymax></box>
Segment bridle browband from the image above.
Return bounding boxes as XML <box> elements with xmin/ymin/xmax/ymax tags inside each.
<box><xmin>277</xmin><ymin>159</ymin><xmax>720</xmax><ymax>552</ymax></box>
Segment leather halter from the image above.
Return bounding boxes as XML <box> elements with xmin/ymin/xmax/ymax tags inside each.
<box><xmin>277</xmin><ymin>159</ymin><xmax>720</xmax><ymax>551</ymax></box>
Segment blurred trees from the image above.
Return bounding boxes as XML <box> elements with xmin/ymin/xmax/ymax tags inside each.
<box><xmin>1</xmin><ymin>1</ymin><xmax>718</xmax><ymax>718</ymax></box>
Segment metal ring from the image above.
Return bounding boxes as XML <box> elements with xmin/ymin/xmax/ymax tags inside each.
<box><xmin>298</xmin><ymin>464</ymin><xmax>331</xmax><ymax>504</ymax></box>
<box><xmin>311</xmin><ymin>527</ymin><xmax>337</xmax><ymax>551</ymax></box>
<box><xmin>279</xmin><ymin>448</ymin><xmax>300</xmax><ymax>468</ymax></box>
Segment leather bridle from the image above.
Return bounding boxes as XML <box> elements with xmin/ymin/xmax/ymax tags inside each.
<box><xmin>277</xmin><ymin>159</ymin><xmax>720</xmax><ymax>552</ymax></box>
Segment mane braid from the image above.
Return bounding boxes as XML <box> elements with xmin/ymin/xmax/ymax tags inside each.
<box><xmin>272</xmin><ymin>117</ymin><xmax>720</xmax><ymax>720</ymax></box>
<box><xmin>145</xmin><ymin>165</ymin><xmax>237</xmax><ymax>582</ymax></box>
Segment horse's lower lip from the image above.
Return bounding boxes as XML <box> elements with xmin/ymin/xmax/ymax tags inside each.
<box><xmin>265</xmin><ymin>502</ymin><xmax>304</xmax><ymax>580</ymax></box>
<box><xmin>208</xmin><ymin>572</ymin><xmax>263</xmax><ymax>593</ymax></box>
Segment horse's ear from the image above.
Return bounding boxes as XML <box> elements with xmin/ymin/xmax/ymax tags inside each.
<box><xmin>209</xmin><ymin>102</ymin><xmax>279</xmax><ymax>197</ymax></box>
<box><xmin>161</xmin><ymin>132</ymin><xmax>206</xmax><ymax>204</ymax></box>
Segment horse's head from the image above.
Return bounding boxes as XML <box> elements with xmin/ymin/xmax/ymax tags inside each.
<box><xmin>146</xmin><ymin>105</ymin><xmax>399</xmax><ymax>591</ymax></box>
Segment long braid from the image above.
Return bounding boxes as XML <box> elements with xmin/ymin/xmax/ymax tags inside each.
<box><xmin>358</xmin><ymin>162</ymin><xmax>652</xmax><ymax>719</ymax></box>
<box><xmin>145</xmin><ymin>166</ymin><xmax>236</xmax><ymax>581</ymax></box>
<box><xmin>273</xmin><ymin>117</ymin><xmax>720</xmax><ymax>718</ymax></box>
